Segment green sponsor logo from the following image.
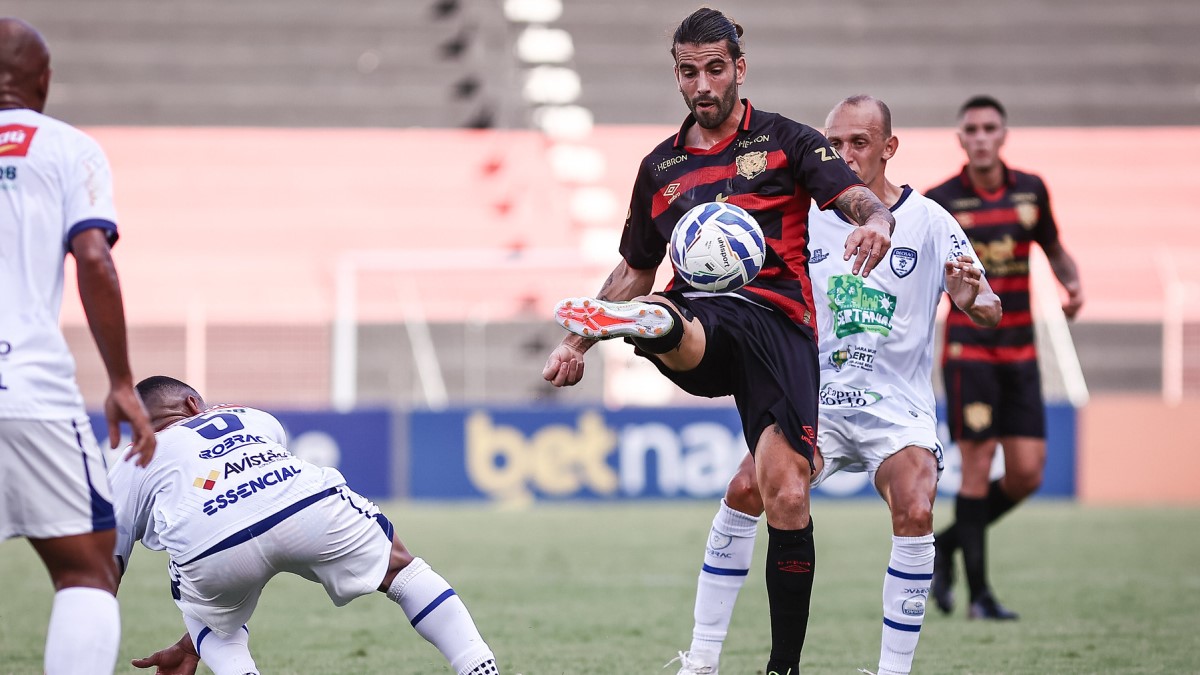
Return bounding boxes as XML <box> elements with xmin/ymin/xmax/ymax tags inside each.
<box><xmin>827</xmin><ymin>274</ymin><xmax>897</xmax><ymax>338</ymax></box>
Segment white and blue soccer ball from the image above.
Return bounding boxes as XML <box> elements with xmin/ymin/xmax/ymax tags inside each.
<box><xmin>669</xmin><ymin>201</ymin><xmax>766</xmax><ymax>292</ymax></box>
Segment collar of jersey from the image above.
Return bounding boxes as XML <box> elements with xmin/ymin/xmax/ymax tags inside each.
<box><xmin>957</xmin><ymin>161</ymin><xmax>1017</xmax><ymax>196</ymax></box>
<box><xmin>673</xmin><ymin>98</ymin><xmax>754</xmax><ymax>151</ymax></box>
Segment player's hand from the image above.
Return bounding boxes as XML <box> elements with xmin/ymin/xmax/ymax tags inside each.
<box><xmin>843</xmin><ymin>219</ymin><xmax>891</xmax><ymax>278</ymax></box>
<box><xmin>1062</xmin><ymin>284</ymin><xmax>1084</xmax><ymax>320</ymax></box>
<box><xmin>106</xmin><ymin>383</ymin><xmax>156</xmax><ymax>467</ymax></box>
<box><xmin>944</xmin><ymin>255</ymin><xmax>982</xmax><ymax>308</ymax></box>
<box><xmin>542</xmin><ymin>341</ymin><xmax>587</xmax><ymax>387</ymax></box>
<box><xmin>131</xmin><ymin>642</ymin><xmax>200</xmax><ymax>675</ymax></box>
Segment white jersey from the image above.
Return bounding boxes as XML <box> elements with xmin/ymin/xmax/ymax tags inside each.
<box><xmin>0</xmin><ymin>109</ymin><xmax>119</xmax><ymax>419</ymax></box>
<box><xmin>108</xmin><ymin>405</ymin><xmax>348</xmax><ymax>567</ymax></box>
<box><xmin>808</xmin><ymin>186</ymin><xmax>983</xmax><ymax>428</ymax></box>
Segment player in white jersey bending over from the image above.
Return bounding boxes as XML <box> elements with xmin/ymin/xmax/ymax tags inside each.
<box><xmin>0</xmin><ymin>17</ymin><xmax>156</xmax><ymax>675</ymax></box>
<box><xmin>671</xmin><ymin>96</ymin><xmax>1002</xmax><ymax>675</ymax></box>
<box><xmin>111</xmin><ymin>376</ymin><xmax>498</xmax><ymax>675</ymax></box>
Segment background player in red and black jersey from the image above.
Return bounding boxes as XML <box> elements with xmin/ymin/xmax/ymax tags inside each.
<box><xmin>925</xmin><ymin>95</ymin><xmax>1084</xmax><ymax>621</ymax></box>
<box><xmin>542</xmin><ymin>9</ymin><xmax>895</xmax><ymax>675</ymax></box>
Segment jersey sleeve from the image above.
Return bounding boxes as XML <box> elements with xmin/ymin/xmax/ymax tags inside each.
<box><xmin>790</xmin><ymin>124</ymin><xmax>864</xmax><ymax>210</ymax></box>
<box><xmin>618</xmin><ymin>159</ymin><xmax>669</xmax><ymax>270</ymax></box>
<box><xmin>107</xmin><ymin>452</ymin><xmax>150</xmax><ymax>575</ymax></box>
<box><xmin>1032</xmin><ymin>175</ymin><xmax>1061</xmax><ymax>249</ymax></box>
<box><xmin>931</xmin><ymin>203</ymin><xmax>986</xmax><ymax>293</ymax></box>
<box><xmin>62</xmin><ymin>133</ymin><xmax>119</xmax><ymax>248</ymax></box>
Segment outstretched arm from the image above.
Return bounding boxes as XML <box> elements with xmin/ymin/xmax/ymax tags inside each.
<box><xmin>131</xmin><ymin>632</ymin><xmax>199</xmax><ymax>675</ymax></box>
<box><xmin>1042</xmin><ymin>239</ymin><xmax>1083</xmax><ymax>320</ymax></box>
<box><xmin>834</xmin><ymin>185</ymin><xmax>895</xmax><ymax>277</ymax></box>
<box><xmin>71</xmin><ymin>228</ymin><xmax>156</xmax><ymax>466</ymax></box>
<box><xmin>542</xmin><ymin>259</ymin><xmax>657</xmax><ymax>387</ymax></box>
<box><xmin>945</xmin><ymin>256</ymin><xmax>1002</xmax><ymax>327</ymax></box>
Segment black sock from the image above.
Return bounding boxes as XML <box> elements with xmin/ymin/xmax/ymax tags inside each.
<box><xmin>764</xmin><ymin>521</ymin><xmax>815</xmax><ymax>675</ymax></box>
<box><xmin>956</xmin><ymin>495</ymin><xmax>990</xmax><ymax>601</ymax></box>
<box><xmin>986</xmin><ymin>479</ymin><xmax>1020</xmax><ymax>525</ymax></box>
<box><xmin>939</xmin><ymin>480</ymin><xmax>1020</xmax><ymax>554</ymax></box>
<box><xmin>629</xmin><ymin>301</ymin><xmax>684</xmax><ymax>354</ymax></box>
<box><xmin>935</xmin><ymin>522</ymin><xmax>959</xmax><ymax>553</ymax></box>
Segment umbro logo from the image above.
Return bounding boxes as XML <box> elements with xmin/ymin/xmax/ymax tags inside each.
<box><xmin>777</xmin><ymin>560</ymin><xmax>812</xmax><ymax>574</ymax></box>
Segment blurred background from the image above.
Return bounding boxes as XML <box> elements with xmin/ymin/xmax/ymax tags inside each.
<box><xmin>11</xmin><ymin>0</ymin><xmax>1200</xmax><ymax>504</ymax></box>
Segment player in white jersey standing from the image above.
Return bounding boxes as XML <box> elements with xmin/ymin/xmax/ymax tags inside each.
<box><xmin>111</xmin><ymin>376</ymin><xmax>498</xmax><ymax>675</ymax></box>
<box><xmin>0</xmin><ymin>17</ymin><xmax>156</xmax><ymax>675</ymax></box>
<box><xmin>670</xmin><ymin>96</ymin><xmax>1002</xmax><ymax>675</ymax></box>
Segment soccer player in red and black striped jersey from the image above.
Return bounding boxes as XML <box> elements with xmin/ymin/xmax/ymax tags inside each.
<box><xmin>925</xmin><ymin>95</ymin><xmax>1084</xmax><ymax>621</ymax></box>
<box><xmin>542</xmin><ymin>9</ymin><xmax>895</xmax><ymax>675</ymax></box>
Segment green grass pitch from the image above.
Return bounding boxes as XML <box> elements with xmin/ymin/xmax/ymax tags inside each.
<box><xmin>1</xmin><ymin>501</ymin><xmax>1197</xmax><ymax>674</ymax></box>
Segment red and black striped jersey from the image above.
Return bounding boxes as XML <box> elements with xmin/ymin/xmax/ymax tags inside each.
<box><xmin>619</xmin><ymin>100</ymin><xmax>863</xmax><ymax>336</ymax></box>
<box><xmin>926</xmin><ymin>164</ymin><xmax>1061</xmax><ymax>363</ymax></box>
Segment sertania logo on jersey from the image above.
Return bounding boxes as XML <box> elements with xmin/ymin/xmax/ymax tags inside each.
<box><xmin>223</xmin><ymin>449</ymin><xmax>292</xmax><ymax>478</ymax></box>
<box><xmin>202</xmin><ymin>464</ymin><xmax>301</xmax><ymax>515</ymax></box>
<box><xmin>199</xmin><ymin>433</ymin><xmax>268</xmax><ymax>459</ymax></box>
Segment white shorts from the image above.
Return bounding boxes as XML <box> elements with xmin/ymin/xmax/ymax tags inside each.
<box><xmin>811</xmin><ymin>410</ymin><xmax>944</xmax><ymax>492</ymax></box>
<box><xmin>0</xmin><ymin>416</ymin><xmax>115</xmax><ymax>540</ymax></box>
<box><xmin>170</xmin><ymin>485</ymin><xmax>394</xmax><ymax>636</ymax></box>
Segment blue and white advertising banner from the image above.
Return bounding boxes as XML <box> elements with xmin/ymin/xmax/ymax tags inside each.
<box><xmin>89</xmin><ymin>409</ymin><xmax>393</xmax><ymax>498</ymax></box>
<box><xmin>88</xmin><ymin>402</ymin><xmax>1075</xmax><ymax>501</ymax></box>
<box><xmin>408</xmin><ymin>404</ymin><xmax>1077</xmax><ymax>501</ymax></box>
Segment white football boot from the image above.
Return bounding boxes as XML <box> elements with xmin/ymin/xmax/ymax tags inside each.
<box><xmin>554</xmin><ymin>297</ymin><xmax>673</xmax><ymax>340</ymax></box>
<box><xmin>664</xmin><ymin>650</ymin><xmax>718</xmax><ymax>675</ymax></box>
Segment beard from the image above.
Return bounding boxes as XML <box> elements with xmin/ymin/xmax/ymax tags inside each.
<box><xmin>686</xmin><ymin>82</ymin><xmax>738</xmax><ymax>130</ymax></box>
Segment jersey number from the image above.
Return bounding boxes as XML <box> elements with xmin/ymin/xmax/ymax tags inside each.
<box><xmin>814</xmin><ymin>147</ymin><xmax>842</xmax><ymax>162</ymax></box>
<box><xmin>182</xmin><ymin>412</ymin><xmax>244</xmax><ymax>439</ymax></box>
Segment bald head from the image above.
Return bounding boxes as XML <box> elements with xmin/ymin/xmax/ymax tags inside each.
<box><xmin>0</xmin><ymin>18</ymin><xmax>51</xmax><ymax>112</ymax></box>
<box><xmin>827</xmin><ymin>94</ymin><xmax>892</xmax><ymax>139</ymax></box>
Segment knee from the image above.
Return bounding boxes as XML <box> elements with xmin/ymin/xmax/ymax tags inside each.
<box><xmin>1005</xmin><ymin>468</ymin><xmax>1042</xmax><ymax>501</ymax></box>
<box><xmin>725</xmin><ymin>471</ymin><xmax>763</xmax><ymax>516</ymax></box>
<box><xmin>761</xmin><ymin>481</ymin><xmax>810</xmax><ymax>523</ymax></box>
<box><xmin>891</xmin><ymin>500</ymin><xmax>934</xmax><ymax>537</ymax></box>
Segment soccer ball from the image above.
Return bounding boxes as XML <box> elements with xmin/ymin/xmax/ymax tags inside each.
<box><xmin>669</xmin><ymin>201</ymin><xmax>766</xmax><ymax>292</ymax></box>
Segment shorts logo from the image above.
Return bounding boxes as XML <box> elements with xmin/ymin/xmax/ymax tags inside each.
<box><xmin>735</xmin><ymin>151</ymin><xmax>768</xmax><ymax>180</ymax></box>
<box><xmin>0</xmin><ymin>124</ymin><xmax>37</xmax><ymax>156</ymax></box>
<box><xmin>810</xmin><ymin>248</ymin><xmax>828</xmax><ymax>264</ymax></box>
<box><xmin>192</xmin><ymin>470</ymin><xmax>219</xmax><ymax>491</ymax></box>
<box><xmin>890</xmin><ymin>247</ymin><xmax>918</xmax><ymax>278</ymax></box>
<box><xmin>963</xmin><ymin>402</ymin><xmax>993</xmax><ymax>433</ymax></box>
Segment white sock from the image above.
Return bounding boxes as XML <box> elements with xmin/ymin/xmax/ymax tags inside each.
<box><xmin>387</xmin><ymin>557</ymin><xmax>497</xmax><ymax>675</ymax></box>
<box><xmin>184</xmin><ymin>616</ymin><xmax>258</xmax><ymax>675</ymax></box>
<box><xmin>44</xmin><ymin>587</ymin><xmax>120</xmax><ymax>675</ymax></box>
<box><xmin>689</xmin><ymin>499</ymin><xmax>760</xmax><ymax>658</ymax></box>
<box><xmin>878</xmin><ymin>534</ymin><xmax>935</xmax><ymax>675</ymax></box>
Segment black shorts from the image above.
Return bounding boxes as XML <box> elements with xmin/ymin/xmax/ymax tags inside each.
<box><xmin>636</xmin><ymin>291</ymin><xmax>819</xmax><ymax>464</ymax></box>
<box><xmin>943</xmin><ymin>358</ymin><xmax>1045</xmax><ymax>441</ymax></box>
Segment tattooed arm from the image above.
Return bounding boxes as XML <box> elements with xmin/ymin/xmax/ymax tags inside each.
<box><xmin>835</xmin><ymin>185</ymin><xmax>895</xmax><ymax>277</ymax></box>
